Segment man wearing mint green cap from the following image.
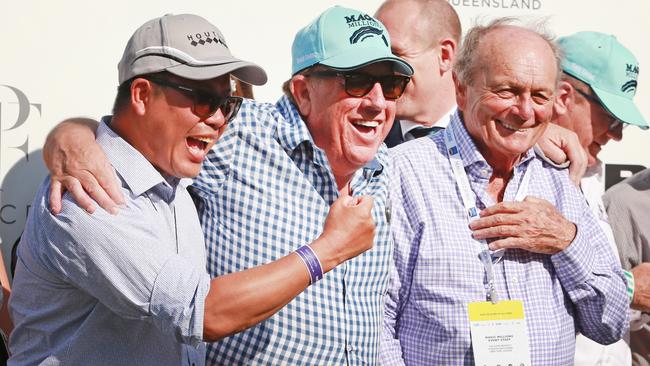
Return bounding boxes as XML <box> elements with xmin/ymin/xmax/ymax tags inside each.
<box><xmin>9</xmin><ymin>12</ymin><xmax>381</xmax><ymax>366</ymax></box>
<box><xmin>41</xmin><ymin>5</ymin><xmax>413</xmax><ymax>365</ymax></box>
<box><xmin>553</xmin><ymin>31</ymin><xmax>648</xmax><ymax>366</ymax></box>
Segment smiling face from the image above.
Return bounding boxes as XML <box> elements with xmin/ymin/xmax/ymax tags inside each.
<box><xmin>560</xmin><ymin>82</ymin><xmax>624</xmax><ymax>166</ymax></box>
<box><xmin>456</xmin><ymin>26</ymin><xmax>558</xmax><ymax>171</ymax></box>
<box><xmin>125</xmin><ymin>74</ymin><xmax>231</xmax><ymax>178</ymax></box>
<box><xmin>298</xmin><ymin>62</ymin><xmax>397</xmax><ymax>182</ymax></box>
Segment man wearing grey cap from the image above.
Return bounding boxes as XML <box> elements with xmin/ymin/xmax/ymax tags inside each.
<box><xmin>8</xmin><ymin>14</ymin><xmax>377</xmax><ymax>365</ymax></box>
<box><xmin>552</xmin><ymin>31</ymin><xmax>648</xmax><ymax>366</ymax></box>
<box><xmin>38</xmin><ymin>6</ymin><xmax>412</xmax><ymax>365</ymax></box>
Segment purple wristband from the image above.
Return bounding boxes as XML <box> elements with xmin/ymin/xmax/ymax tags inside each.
<box><xmin>295</xmin><ymin>245</ymin><xmax>323</xmax><ymax>285</ymax></box>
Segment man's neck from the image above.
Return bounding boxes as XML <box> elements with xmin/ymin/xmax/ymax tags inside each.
<box><xmin>400</xmin><ymin>78</ymin><xmax>456</xmax><ymax>127</ymax></box>
<box><xmin>406</xmin><ymin>104</ymin><xmax>454</xmax><ymax>127</ymax></box>
<box><xmin>473</xmin><ymin>137</ymin><xmax>521</xmax><ymax>203</ymax></box>
<box><xmin>487</xmin><ymin>170</ymin><xmax>513</xmax><ymax>203</ymax></box>
<box><xmin>335</xmin><ymin>175</ymin><xmax>353</xmax><ymax>195</ymax></box>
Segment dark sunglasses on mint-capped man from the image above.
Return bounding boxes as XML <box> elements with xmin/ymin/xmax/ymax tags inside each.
<box><xmin>304</xmin><ymin>70</ymin><xmax>410</xmax><ymax>99</ymax></box>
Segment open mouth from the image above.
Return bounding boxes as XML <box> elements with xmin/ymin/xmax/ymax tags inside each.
<box><xmin>497</xmin><ymin>119</ymin><xmax>529</xmax><ymax>132</ymax></box>
<box><xmin>186</xmin><ymin>136</ymin><xmax>214</xmax><ymax>157</ymax></box>
<box><xmin>352</xmin><ymin>120</ymin><xmax>380</xmax><ymax>134</ymax></box>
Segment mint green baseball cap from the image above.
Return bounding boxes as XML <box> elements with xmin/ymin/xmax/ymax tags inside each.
<box><xmin>559</xmin><ymin>31</ymin><xmax>648</xmax><ymax>129</ymax></box>
<box><xmin>291</xmin><ymin>5</ymin><xmax>413</xmax><ymax>76</ymax></box>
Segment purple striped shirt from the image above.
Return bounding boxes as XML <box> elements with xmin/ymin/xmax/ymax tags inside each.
<box><xmin>380</xmin><ymin>111</ymin><xmax>629</xmax><ymax>365</ymax></box>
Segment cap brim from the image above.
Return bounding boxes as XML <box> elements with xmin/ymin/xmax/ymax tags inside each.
<box><xmin>592</xmin><ymin>86</ymin><xmax>649</xmax><ymax>130</ymax></box>
<box><xmin>166</xmin><ymin>59</ymin><xmax>268</xmax><ymax>86</ymax></box>
<box><xmin>318</xmin><ymin>46</ymin><xmax>413</xmax><ymax>76</ymax></box>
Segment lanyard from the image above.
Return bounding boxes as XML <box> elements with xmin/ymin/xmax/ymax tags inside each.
<box><xmin>443</xmin><ymin>127</ymin><xmax>531</xmax><ymax>303</ymax></box>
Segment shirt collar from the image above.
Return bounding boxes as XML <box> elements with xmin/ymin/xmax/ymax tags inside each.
<box><xmin>360</xmin><ymin>145</ymin><xmax>387</xmax><ymax>179</ymax></box>
<box><xmin>400</xmin><ymin>105</ymin><xmax>456</xmax><ymax>139</ymax></box>
<box><xmin>450</xmin><ymin>109</ymin><xmax>535</xmax><ymax>169</ymax></box>
<box><xmin>275</xmin><ymin>95</ymin><xmax>315</xmax><ymax>154</ymax></box>
<box><xmin>97</xmin><ymin>116</ymin><xmax>178</xmax><ymax>198</ymax></box>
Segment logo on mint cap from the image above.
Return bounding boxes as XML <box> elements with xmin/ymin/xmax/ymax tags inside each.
<box><xmin>344</xmin><ymin>13</ymin><xmax>388</xmax><ymax>46</ymax></box>
<box><xmin>350</xmin><ymin>27</ymin><xmax>388</xmax><ymax>46</ymax></box>
<box><xmin>625</xmin><ymin>63</ymin><xmax>639</xmax><ymax>78</ymax></box>
<box><xmin>621</xmin><ymin>80</ymin><xmax>637</xmax><ymax>93</ymax></box>
<box><xmin>622</xmin><ymin>64</ymin><xmax>639</xmax><ymax>93</ymax></box>
<box><xmin>344</xmin><ymin>12</ymin><xmax>379</xmax><ymax>28</ymax></box>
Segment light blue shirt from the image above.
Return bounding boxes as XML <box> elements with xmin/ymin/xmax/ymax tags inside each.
<box><xmin>191</xmin><ymin>96</ymin><xmax>392</xmax><ymax>365</ymax></box>
<box><xmin>380</xmin><ymin>111</ymin><xmax>629</xmax><ymax>365</ymax></box>
<box><xmin>9</xmin><ymin>120</ymin><xmax>211</xmax><ymax>365</ymax></box>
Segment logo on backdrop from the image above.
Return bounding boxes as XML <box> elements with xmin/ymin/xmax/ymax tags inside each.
<box><xmin>0</xmin><ymin>85</ymin><xmax>37</xmax><ymax>175</ymax></box>
<box><xmin>448</xmin><ymin>0</ymin><xmax>542</xmax><ymax>10</ymax></box>
<box><xmin>0</xmin><ymin>84</ymin><xmax>40</xmax><ymax>226</ymax></box>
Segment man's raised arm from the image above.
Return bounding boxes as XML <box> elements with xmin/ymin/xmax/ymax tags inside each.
<box><xmin>203</xmin><ymin>193</ymin><xmax>376</xmax><ymax>340</ymax></box>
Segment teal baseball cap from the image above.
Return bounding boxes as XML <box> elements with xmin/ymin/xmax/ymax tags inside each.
<box><xmin>291</xmin><ymin>5</ymin><xmax>413</xmax><ymax>76</ymax></box>
<box><xmin>559</xmin><ymin>31</ymin><xmax>648</xmax><ymax>129</ymax></box>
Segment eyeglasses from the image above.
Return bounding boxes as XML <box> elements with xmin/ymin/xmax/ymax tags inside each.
<box><xmin>306</xmin><ymin>71</ymin><xmax>410</xmax><ymax>99</ymax></box>
<box><xmin>574</xmin><ymin>87</ymin><xmax>627</xmax><ymax>131</ymax></box>
<box><xmin>145</xmin><ymin>77</ymin><xmax>243</xmax><ymax>121</ymax></box>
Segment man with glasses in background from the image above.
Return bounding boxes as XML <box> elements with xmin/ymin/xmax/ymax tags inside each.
<box><xmin>552</xmin><ymin>31</ymin><xmax>649</xmax><ymax>366</ymax></box>
<box><xmin>9</xmin><ymin>13</ymin><xmax>379</xmax><ymax>365</ymax></box>
<box><xmin>39</xmin><ymin>6</ymin><xmax>412</xmax><ymax>365</ymax></box>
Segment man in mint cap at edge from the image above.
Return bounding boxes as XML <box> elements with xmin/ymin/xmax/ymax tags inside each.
<box><xmin>40</xmin><ymin>5</ymin><xmax>413</xmax><ymax>365</ymax></box>
<box><xmin>552</xmin><ymin>31</ymin><xmax>648</xmax><ymax>366</ymax></box>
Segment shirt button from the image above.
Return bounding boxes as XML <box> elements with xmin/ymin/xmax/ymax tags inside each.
<box><xmin>346</xmin><ymin>345</ymin><xmax>356</xmax><ymax>352</ymax></box>
<box><xmin>480</xmin><ymin>169</ymin><xmax>489</xmax><ymax>176</ymax></box>
<box><xmin>511</xmin><ymin>276</ymin><xmax>518</xmax><ymax>283</ymax></box>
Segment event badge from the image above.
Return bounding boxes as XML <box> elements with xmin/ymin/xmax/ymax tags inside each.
<box><xmin>468</xmin><ymin>300</ymin><xmax>531</xmax><ymax>366</ymax></box>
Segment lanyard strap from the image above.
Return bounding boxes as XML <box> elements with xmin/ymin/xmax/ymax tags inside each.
<box><xmin>443</xmin><ymin>127</ymin><xmax>531</xmax><ymax>303</ymax></box>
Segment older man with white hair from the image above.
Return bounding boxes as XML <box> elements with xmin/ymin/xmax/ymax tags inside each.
<box><xmin>381</xmin><ymin>18</ymin><xmax>629</xmax><ymax>366</ymax></box>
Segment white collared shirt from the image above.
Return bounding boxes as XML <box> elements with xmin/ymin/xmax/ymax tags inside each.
<box><xmin>400</xmin><ymin>106</ymin><xmax>456</xmax><ymax>140</ymax></box>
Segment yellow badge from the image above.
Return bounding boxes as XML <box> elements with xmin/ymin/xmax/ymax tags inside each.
<box><xmin>468</xmin><ymin>300</ymin><xmax>531</xmax><ymax>366</ymax></box>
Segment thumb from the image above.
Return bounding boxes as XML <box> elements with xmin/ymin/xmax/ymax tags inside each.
<box><xmin>354</xmin><ymin>195</ymin><xmax>374</xmax><ymax>209</ymax></box>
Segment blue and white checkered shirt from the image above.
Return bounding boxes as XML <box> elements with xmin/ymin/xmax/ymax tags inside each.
<box><xmin>191</xmin><ymin>96</ymin><xmax>392</xmax><ymax>365</ymax></box>
<box><xmin>9</xmin><ymin>121</ymin><xmax>210</xmax><ymax>366</ymax></box>
<box><xmin>380</xmin><ymin>111</ymin><xmax>629</xmax><ymax>366</ymax></box>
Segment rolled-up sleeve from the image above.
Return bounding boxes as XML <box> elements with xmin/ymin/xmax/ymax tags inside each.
<box><xmin>151</xmin><ymin>255</ymin><xmax>211</xmax><ymax>347</ymax></box>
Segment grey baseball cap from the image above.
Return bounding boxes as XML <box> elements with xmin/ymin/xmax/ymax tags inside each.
<box><xmin>118</xmin><ymin>14</ymin><xmax>267</xmax><ymax>85</ymax></box>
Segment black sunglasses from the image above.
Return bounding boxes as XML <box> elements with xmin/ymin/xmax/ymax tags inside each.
<box><xmin>306</xmin><ymin>71</ymin><xmax>410</xmax><ymax>99</ymax></box>
<box><xmin>145</xmin><ymin>77</ymin><xmax>243</xmax><ymax>121</ymax></box>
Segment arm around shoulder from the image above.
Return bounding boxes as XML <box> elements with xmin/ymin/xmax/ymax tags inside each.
<box><xmin>43</xmin><ymin>117</ymin><xmax>124</xmax><ymax>215</ymax></box>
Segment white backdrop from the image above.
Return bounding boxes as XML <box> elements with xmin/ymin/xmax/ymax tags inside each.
<box><xmin>1</xmin><ymin>0</ymin><xmax>649</xmax><ymax>273</ymax></box>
